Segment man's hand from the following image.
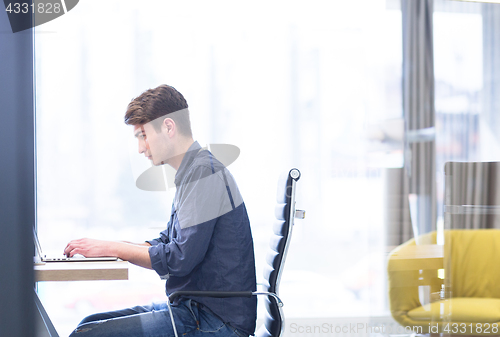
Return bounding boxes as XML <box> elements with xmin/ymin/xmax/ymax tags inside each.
<box><xmin>64</xmin><ymin>239</ymin><xmax>153</xmax><ymax>269</ymax></box>
<box><xmin>64</xmin><ymin>238</ymin><xmax>113</xmax><ymax>258</ymax></box>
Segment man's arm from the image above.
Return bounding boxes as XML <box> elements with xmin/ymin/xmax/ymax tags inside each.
<box><xmin>64</xmin><ymin>238</ymin><xmax>153</xmax><ymax>269</ymax></box>
<box><xmin>121</xmin><ymin>241</ymin><xmax>152</xmax><ymax>247</ymax></box>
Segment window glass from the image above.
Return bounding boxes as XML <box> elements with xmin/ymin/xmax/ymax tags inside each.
<box><xmin>35</xmin><ymin>1</ymin><xmax>402</xmax><ymax>335</ymax></box>
<box><xmin>433</xmin><ymin>1</ymin><xmax>500</xmax><ymax>230</ymax></box>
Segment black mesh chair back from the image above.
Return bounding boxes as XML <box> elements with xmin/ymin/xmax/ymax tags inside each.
<box><xmin>256</xmin><ymin>168</ymin><xmax>302</xmax><ymax>337</ymax></box>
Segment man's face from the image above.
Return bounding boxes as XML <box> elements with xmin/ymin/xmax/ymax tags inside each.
<box><xmin>133</xmin><ymin>123</ymin><xmax>170</xmax><ymax>166</ymax></box>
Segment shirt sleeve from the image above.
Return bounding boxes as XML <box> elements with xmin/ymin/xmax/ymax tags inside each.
<box><xmin>148</xmin><ymin>165</ymin><xmax>235</xmax><ymax>279</ymax></box>
<box><xmin>146</xmin><ymin>233</ymin><xmax>167</xmax><ymax>247</ymax></box>
<box><xmin>146</xmin><ymin>204</ymin><xmax>175</xmax><ymax>246</ymax></box>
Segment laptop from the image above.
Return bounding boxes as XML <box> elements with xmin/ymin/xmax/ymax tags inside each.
<box><xmin>34</xmin><ymin>228</ymin><xmax>119</xmax><ymax>263</ymax></box>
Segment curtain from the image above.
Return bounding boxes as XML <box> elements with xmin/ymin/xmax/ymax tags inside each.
<box><xmin>401</xmin><ymin>0</ymin><xmax>437</xmax><ymax>238</ymax></box>
<box><xmin>445</xmin><ymin>162</ymin><xmax>500</xmax><ymax>229</ymax></box>
<box><xmin>384</xmin><ymin>168</ymin><xmax>412</xmax><ymax>247</ymax></box>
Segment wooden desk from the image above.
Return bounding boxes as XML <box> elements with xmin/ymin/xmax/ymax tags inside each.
<box><xmin>35</xmin><ymin>260</ymin><xmax>129</xmax><ymax>282</ymax></box>
<box><xmin>34</xmin><ymin>261</ymin><xmax>129</xmax><ymax>337</ymax></box>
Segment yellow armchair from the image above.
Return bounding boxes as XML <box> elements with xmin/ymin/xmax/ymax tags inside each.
<box><xmin>388</xmin><ymin>229</ymin><xmax>500</xmax><ymax>335</ymax></box>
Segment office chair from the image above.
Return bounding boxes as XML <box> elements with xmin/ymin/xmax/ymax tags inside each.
<box><xmin>168</xmin><ymin>168</ymin><xmax>305</xmax><ymax>337</ymax></box>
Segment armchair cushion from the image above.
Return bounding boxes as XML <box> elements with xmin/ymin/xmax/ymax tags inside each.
<box><xmin>408</xmin><ymin>297</ymin><xmax>500</xmax><ymax>323</ymax></box>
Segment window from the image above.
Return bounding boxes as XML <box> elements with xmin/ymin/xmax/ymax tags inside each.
<box><xmin>35</xmin><ymin>1</ymin><xmax>402</xmax><ymax>335</ymax></box>
<box><xmin>434</xmin><ymin>0</ymin><xmax>500</xmax><ymax>230</ymax></box>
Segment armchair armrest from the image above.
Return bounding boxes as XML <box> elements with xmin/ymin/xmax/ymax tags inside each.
<box><xmin>388</xmin><ymin>244</ymin><xmax>444</xmax><ymax>271</ymax></box>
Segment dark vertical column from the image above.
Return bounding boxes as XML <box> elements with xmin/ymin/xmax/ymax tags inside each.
<box><xmin>0</xmin><ymin>4</ymin><xmax>36</xmax><ymax>337</ymax></box>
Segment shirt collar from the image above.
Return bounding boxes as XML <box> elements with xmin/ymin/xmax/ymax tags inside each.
<box><xmin>174</xmin><ymin>141</ymin><xmax>202</xmax><ymax>186</ymax></box>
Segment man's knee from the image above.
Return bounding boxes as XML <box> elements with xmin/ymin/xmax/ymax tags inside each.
<box><xmin>69</xmin><ymin>321</ymin><xmax>103</xmax><ymax>336</ymax></box>
<box><xmin>78</xmin><ymin>313</ymin><xmax>107</xmax><ymax>326</ymax></box>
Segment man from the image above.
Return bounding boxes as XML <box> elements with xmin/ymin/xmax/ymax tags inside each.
<box><xmin>65</xmin><ymin>84</ymin><xmax>257</xmax><ymax>337</ymax></box>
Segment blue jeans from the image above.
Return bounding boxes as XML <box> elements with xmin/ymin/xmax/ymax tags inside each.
<box><xmin>68</xmin><ymin>299</ymin><xmax>249</xmax><ymax>337</ymax></box>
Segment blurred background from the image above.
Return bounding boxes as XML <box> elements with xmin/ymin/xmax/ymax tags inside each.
<box><xmin>34</xmin><ymin>0</ymin><xmax>500</xmax><ymax>335</ymax></box>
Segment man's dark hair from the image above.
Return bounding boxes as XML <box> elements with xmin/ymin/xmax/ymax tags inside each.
<box><xmin>124</xmin><ymin>84</ymin><xmax>192</xmax><ymax>137</ymax></box>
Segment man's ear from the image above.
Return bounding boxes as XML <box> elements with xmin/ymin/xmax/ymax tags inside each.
<box><xmin>163</xmin><ymin>118</ymin><xmax>175</xmax><ymax>135</ymax></box>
